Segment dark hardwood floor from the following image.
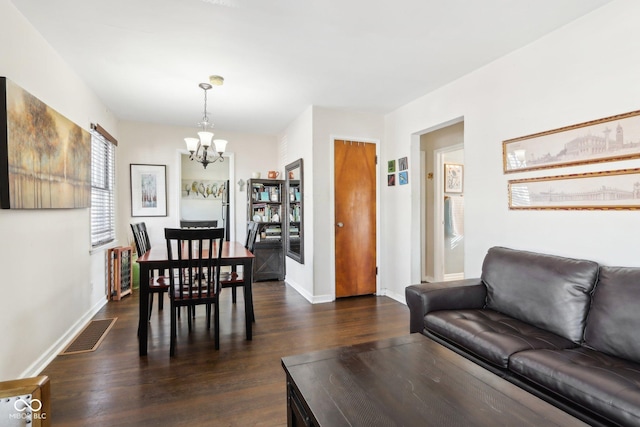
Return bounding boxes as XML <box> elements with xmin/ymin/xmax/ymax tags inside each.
<box><xmin>42</xmin><ymin>281</ymin><xmax>409</xmax><ymax>426</ymax></box>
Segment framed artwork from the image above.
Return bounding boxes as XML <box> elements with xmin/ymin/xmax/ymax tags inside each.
<box><xmin>399</xmin><ymin>171</ymin><xmax>408</xmax><ymax>185</ymax></box>
<box><xmin>0</xmin><ymin>77</ymin><xmax>91</xmax><ymax>209</ymax></box>
<box><xmin>182</xmin><ymin>180</ymin><xmax>226</xmax><ymax>200</ymax></box>
<box><xmin>508</xmin><ymin>168</ymin><xmax>640</xmax><ymax>210</ymax></box>
<box><xmin>503</xmin><ymin>109</ymin><xmax>640</xmax><ymax>173</ymax></box>
<box><xmin>130</xmin><ymin>164</ymin><xmax>167</xmax><ymax>217</ymax></box>
<box><xmin>387</xmin><ymin>160</ymin><xmax>396</xmax><ymax>173</ymax></box>
<box><xmin>387</xmin><ymin>174</ymin><xmax>396</xmax><ymax>186</ymax></box>
<box><xmin>398</xmin><ymin>157</ymin><xmax>408</xmax><ymax>171</ymax></box>
<box><xmin>444</xmin><ymin>163</ymin><xmax>463</xmax><ymax>193</ymax></box>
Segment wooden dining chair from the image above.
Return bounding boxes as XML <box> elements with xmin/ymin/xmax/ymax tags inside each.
<box><xmin>165</xmin><ymin>227</ymin><xmax>224</xmax><ymax>356</ymax></box>
<box><xmin>131</xmin><ymin>222</ymin><xmax>169</xmax><ymax>318</ymax></box>
<box><xmin>219</xmin><ymin>221</ymin><xmax>259</xmax><ymax>321</ymax></box>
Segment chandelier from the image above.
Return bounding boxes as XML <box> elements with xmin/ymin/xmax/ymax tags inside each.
<box><xmin>184</xmin><ymin>76</ymin><xmax>228</xmax><ymax>169</ymax></box>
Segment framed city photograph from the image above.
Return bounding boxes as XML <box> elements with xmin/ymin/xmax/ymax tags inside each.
<box><xmin>508</xmin><ymin>168</ymin><xmax>640</xmax><ymax>210</ymax></box>
<box><xmin>503</xmin><ymin>109</ymin><xmax>640</xmax><ymax>173</ymax></box>
<box><xmin>130</xmin><ymin>164</ymin><xmax>167</xmax><ymax>217</ymax></box>
<box><xmin>444</xmin><ymin>163</ymin><xmax>463</xmax><ymax>193</ymax></box>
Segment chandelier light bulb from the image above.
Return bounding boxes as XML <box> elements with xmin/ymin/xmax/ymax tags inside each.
<box><xmin>213</xmin><ymin>139</ymin><xmax>228</xmax><ymax>153</ymax></box>
<box><xmin>184</xmin><ymin>137</ymin><xmax>199</xmax><ymax>153</ymax></box>
<box><xmin>198</xmin><ymin>131</ymin><xmax>214</xmax><ymax>148</ymax></box>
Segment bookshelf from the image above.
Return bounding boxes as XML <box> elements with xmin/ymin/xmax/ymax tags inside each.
<box><xmin>247</xmin><ymin>179</ymin><xmax>285</xmax><ymax>281</ymax></box>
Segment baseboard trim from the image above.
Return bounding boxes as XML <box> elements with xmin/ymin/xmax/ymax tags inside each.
<box><xmin>285</xmin><ymin>280</ymin><xmax>334</xmax><ymax>304</ymax></box>
<box><xmin>380</xmin><ymin>288</ymin><xmax>406</xmax><ymax>305</ymax></box>
<box><xmin>22</xmin><ymin>297</ymin><xmax>108</xmax><ymax>378</ymax></box>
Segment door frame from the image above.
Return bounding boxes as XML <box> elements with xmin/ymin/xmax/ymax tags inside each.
<box><xmin>175</xmin><ymin>149</ymin><xmax>236</xmax><ymax>242</ymax></box>
<box><xmin>329</xmin><ymin>136</ymin><xmax>381</xmax><ymax>300</ymax></box>
<box><xmin>433</xmin><ymin>143</ymin><xmax>464</xmax><ymax>282</ymax></box>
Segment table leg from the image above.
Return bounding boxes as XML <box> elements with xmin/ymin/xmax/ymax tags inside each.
<box><xmin>138</xmin><ymin>264</ymin><xmax>150</xmax><ymax>356</ymax></box>
<box><xmin>243</xmin><ymin>258</ymin><xmax>254</xmax><ymax>340</ymax></box>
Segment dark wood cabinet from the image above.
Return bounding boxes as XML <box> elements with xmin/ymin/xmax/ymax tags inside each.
<box><xmin>247</xmin><ymin>179</ymin><xmax>285</xmax><ymax>281</ymax></box>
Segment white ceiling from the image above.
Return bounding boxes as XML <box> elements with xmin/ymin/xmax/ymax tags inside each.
<box><xmin>11</xmin><ymin>0</ymin><xmax>612</xmax><ymax>135</ymax></box>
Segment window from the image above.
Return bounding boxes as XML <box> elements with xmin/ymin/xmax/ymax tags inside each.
<box><xmin>90</xmin><ymin>124</ymin><xmax>116</xmax><ymax>247</ymax></box>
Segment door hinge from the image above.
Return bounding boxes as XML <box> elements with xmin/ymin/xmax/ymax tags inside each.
<box><xmin>375</xmin><ymin>155</ymin><xmax>378</xmax><ymax>165</ymax></box>
<box><xmin>376</xmin><ymin>266</ymin><xmax>378</xmax><ymax>275</ymax></box>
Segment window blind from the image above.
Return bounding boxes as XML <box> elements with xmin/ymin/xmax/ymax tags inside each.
<box><xmin>90</xmin><ymin>124</ymin><xmax>116</xmax><ymax>247</ymax></box>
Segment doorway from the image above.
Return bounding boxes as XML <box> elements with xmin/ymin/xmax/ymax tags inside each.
<box><xmin>334</xmin><ymin>139</ymin><xmax>377</xmax><ymax>297</ymax></box>
<box><xmin>177</xmin><ymin>151</ymin><xmax>235</xmax><ymax>241</ymax></box>
<box><xmin>419</xmin><ymin>121</ymin><xmax>464</xmax><ymax>282</ymax></box>
<box><xmin>436</xmin><ymin>146</ymin><xmax>465</xmax><ymax>281</ymax></box>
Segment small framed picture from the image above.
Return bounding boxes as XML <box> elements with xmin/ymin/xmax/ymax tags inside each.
<box><xmin>444</xmin><ymin>163</ymin><xmax>463</xmax><ymax>193</ymax></box>
<box><xmin>399</xmin><ymin>171</ymin><xmax>408</xmax><ymax>185</ymax></box>
<box><xmin>388</xmin><ymin>160</ymin><xmax>396</xmax><ymax>173</ymax></box>
<box><xmin>398</xmin><ymin>157</ymin><xmax>408</xmax><ymax>171</ymax></box>
<box><xmin>387</xmin><ymin>174</ymin><xmax>396</xmax><ymax>186</ymax></box>
<box><xmin>131</xmin><ymin>164</ymin><xmax>167</xmax><ymax>217</ymax></box>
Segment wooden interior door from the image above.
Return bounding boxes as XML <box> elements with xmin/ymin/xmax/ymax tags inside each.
<box><xmin>334</xmin><ymin>140</ymin><xmax>377</xmax><ymax>297</ymax></box>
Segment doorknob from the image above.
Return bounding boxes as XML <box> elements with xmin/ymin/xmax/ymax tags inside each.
<box><xmin>336</xmin><ymin>222</ymin><xmax>344</xmax><ymax>227</ymax></box>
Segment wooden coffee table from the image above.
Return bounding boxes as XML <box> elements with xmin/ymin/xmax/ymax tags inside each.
<box><xmin>281</xmin><ymin>334</ymin><xmax>587</xmax><ymax>426</ymax></box>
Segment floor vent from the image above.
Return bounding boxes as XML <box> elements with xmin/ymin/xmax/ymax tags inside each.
<box><xmin>60</xmin><ymin>318</ymin><xmax>117</xmax><ymax>355</ymax></box>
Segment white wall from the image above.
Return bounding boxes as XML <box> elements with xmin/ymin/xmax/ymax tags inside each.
<box><xmin>117</xmin><ymin>121</ymin><xmax>278</xmax><ymax>248</ymax></box>
<box><xmin>384</xmin><ymin>0</ymin><xmax>640</xmax><ymax>302</ymax></box>
<box><xmin>0</xmin><ymin>0</ymin><xmax>117</xmax><ymax>380</ymax></box>
<box><xmin>278</xmin><ymin>106</ymin><xmax>314</xmax><ymax>299</ymax></box>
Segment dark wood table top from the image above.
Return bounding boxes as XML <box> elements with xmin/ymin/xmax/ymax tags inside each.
<box><xmin>136</xmin><ymin>241</ymin><xmax>254</xmax><ymax>265</ymax></box>
<box><xmin>282</xmin><ymin>334</ymin><xmax>587</xmax><ymax>427</ymax></box>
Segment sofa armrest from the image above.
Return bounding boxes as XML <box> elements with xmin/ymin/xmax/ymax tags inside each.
<box><xmin>405</xmin><ymin>278</ymin><xmax>486</xmax><ymax>333</ymax></box>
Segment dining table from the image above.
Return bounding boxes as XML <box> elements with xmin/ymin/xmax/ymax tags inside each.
<box><xmin>136</xmin><ymin>240</ymin><xmax>255</xmax><ymax>356</ymax></box>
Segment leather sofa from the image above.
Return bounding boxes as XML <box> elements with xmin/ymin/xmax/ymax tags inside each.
<box><xmin>406</xmin><ymin>246</ymin><xmax>640</xmax><ymax>427</ymax></box>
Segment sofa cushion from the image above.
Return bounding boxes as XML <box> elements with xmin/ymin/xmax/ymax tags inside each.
<box><xmin>510</xmin><ymin>348</ymin><xmax>640</xmax><ymax>427</ymax></box>
<box><xmin>425</xmin><ymin>309</ymin><xmax>575</xmax><ymax>369</ymax></box>
<box><xmin>481</xmin><ymin>247</ymin><xmax>599</xmax><ymax>343</ymax></box>
<box><xmin>584</xmin><ymin>266</ymin><xmax>640</xmax><ymax>363</ymax></box>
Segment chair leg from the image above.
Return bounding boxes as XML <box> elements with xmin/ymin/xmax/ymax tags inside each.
<box><xmin>214</xmin><ymin>300</ymin><xmax>220</xmax><ymax>350</ymax></box>
<box><xmin>206</xmin><ymin>304</ymin><xmax>211</xmax><ymax>330</ymax></box>
<box><xmin>187</xmin><ymin>306</ymin><xmax>192</xmax><ymax>331</ymax></box>
<box><xmin>148</xmin><ymin>293</ymin><xmax>154</xmax><ymax>321</ymax></box>
<box><xmin>231</xmin><ymin>286</ymin><xmax>237</xmax><ymax>304</ymax></box>
<box><xmin>170</xmin><ymin>304</ymin><xmax>177</xmax><ymax>357</ymax></box>
<box><xmin>158</xmin><ymin>290</ymin><xmax>164</xmax><ymax>310</ymax></box>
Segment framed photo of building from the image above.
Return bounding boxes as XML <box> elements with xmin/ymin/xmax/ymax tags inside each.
<box><xmin>503</xmin><ymin>109</ymin><xmax>640</xmax><ymax>173</ymax></box>
<box><xmin>130</xmin><ymin>164</ymin><xmax>167</xmax><ymax>217</ymax></box>
<box><xmin>508</xmin><ymin>168</ymin><xmax>640</xmax><ymax>210</ymax></box>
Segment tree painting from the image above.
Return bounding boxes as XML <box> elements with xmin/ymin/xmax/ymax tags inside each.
<box><xmin>2</xmin><ymin>78</ymin><xmax>90</xmax><ymax>209</ymax></box>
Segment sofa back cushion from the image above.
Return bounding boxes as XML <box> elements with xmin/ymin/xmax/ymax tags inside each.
<box><xmin>481</xmin><ymin>247</ymin><xmax>599</xmax><ymax>343</ymax></box>
<box><xmin>584</xmin><ymin>266</ymin><xmax>640</xmax><ymax>363</ymax></box>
